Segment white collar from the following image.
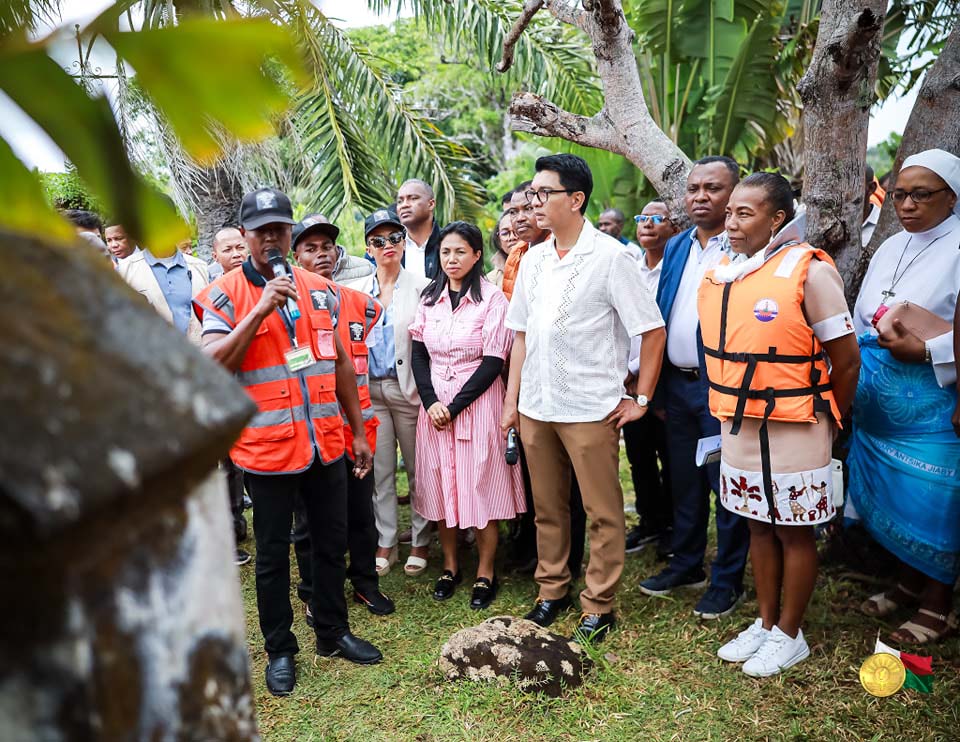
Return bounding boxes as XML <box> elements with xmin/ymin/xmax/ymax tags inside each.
<box><xmin>713</xmin><ymin>211</ymin><xmax>806</xmax><ymax>283</ymax></box>
<box><xmin>863</xmin><ymin>203</ymin><xmax>880</xmax><ymax>227</ymax></box>
<box><xmin>689</xmin><ymin>229</ymin><xmax>728</xmax><ymax>251</ymax></box>
<box><xmin>548</xmin><ymin>220</ymin><xmax>596</xmax><ymax>258</ymax></box>
<box><xmin>902</xmin><ymin>213</ymin><xmax>960</xmax><ymax>245</ymax></box>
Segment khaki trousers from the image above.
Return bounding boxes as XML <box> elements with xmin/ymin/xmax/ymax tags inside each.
<box><xmin>370</xmin><ymin>378</ymin><xmax>431</xmax><ymax>549</ymax></box>
<box><xmin>519</xmin><ymin>415</ymin><xmax>625</xmax><ymax>614</ymax></box>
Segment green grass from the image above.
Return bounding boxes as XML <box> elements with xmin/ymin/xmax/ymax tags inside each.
<box><xmin>240</xmin><ymin>454</ymin><xmax>960</xmax><ymax>741</ymax></box>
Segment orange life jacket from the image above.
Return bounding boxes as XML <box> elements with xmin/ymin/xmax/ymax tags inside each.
<box><xmin>194</xmin><ymin>262</ymin><xmax>345</xmax><ymax>474</ymax></box>
<box><xmin>501</xmin><ymin>240</ymin><xmax>530</xmax><ymax>301</ymax></box>
<box><xmin>699</xmin><ymin>243</ymin><xmax>843</xmax><ymax>524</ymax></box>
<box><xmin>330</xmin><ymin>283</ymin><xmax>382</xmax><ymax>456</ymax></box>
<box><xmin>698</xmin><ymin>243</ymin><xmax>842</xmax><ymax>430</ymax></box>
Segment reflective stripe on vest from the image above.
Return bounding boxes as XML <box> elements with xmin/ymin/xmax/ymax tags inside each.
<box><xmin>193</xmin><ymin>265</ymin><xmax>345</xmax><ymax>473</ymax></box>
<box><xmin>330</xmin><ymin>283</ymin><xmax>383</xmax><ymax>455</ymax></box>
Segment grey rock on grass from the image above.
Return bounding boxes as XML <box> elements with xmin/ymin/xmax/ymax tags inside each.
<box><xmin>439</xmin><ymin>616</ymin><xmax>592</xmax><ymax>697</ymax></box>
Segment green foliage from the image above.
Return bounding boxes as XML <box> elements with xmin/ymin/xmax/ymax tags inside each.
<box><xmin>877</xmin><ymin>1</ymin><xmax>960</xmax><ymax>100</ymax></box>
<box><xmin>867</xmin><ymin>132</ymin><xmax>904</xmax><ymax>177</ymax></box>
<box><xmin>630</xmin><ymin>0</ymin><xmax>793</xmax><ymax>165</ymax></box>
<box><xmin>0</xmin><ymin>5</ymin><xmax>303</xmax><ymax>251</ymax></box>
<box><xmin>38</xmin><ymin>165</ymin><xmax>104</xmax><ymax>213</ymax></box>
<box><xmin>289</xmin><ymin>4</ymin><xmax>484</xmax><ymax>224</ymax></box>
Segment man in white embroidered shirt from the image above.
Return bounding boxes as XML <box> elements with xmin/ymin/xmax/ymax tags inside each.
<box><xmin>501</xmin><ymin>154</ymin><xmax>666</xmax><ymax>643</ymax></box>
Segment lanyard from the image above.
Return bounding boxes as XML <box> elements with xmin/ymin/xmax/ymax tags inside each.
<box><xmin>240</xmin><ymin>258</ymin><xmax>299</xmax><ymax>348</ymax></box>
<box><xmin>278</xmin><ymin>306</ymin><xmax>298</xmax><ymax>349</ymax></box>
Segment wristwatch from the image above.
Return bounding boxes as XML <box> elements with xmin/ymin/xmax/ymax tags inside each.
<box><xmin>635</xmin><ymin>394</ymin><xmax>649</xmax><ymax>408</ymax></box>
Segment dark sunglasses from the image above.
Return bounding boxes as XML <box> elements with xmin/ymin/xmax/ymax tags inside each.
<box><xmin>367</xmin><ymin>230</ymin><xmax>406</xmax><ymax>249</ymax></box>
<box><xmin>634</xmin><ymin>214</ymin><xmax>671</xmax><ymax>225</ymax></box>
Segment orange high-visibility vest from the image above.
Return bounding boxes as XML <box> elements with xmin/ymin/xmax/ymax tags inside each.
<box><xmin>330</xmin><ymin>283</ymin><xmax>382</xmax><ymax>455</ymax></box>
<box><xmin>698</xmin><ymin>243</ymin><xmax>842</xmax><ymax>430</ymax></box>
<box><xmin>194</xmin><ymin>262</ymin><xmax>345</xmax><ymax>474</ymax></box>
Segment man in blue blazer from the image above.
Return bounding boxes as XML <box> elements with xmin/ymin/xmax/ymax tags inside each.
<box><xmin>638</xmin><ymin>156</ymin><xmax>750</xmax><ymax>620</ymax></box>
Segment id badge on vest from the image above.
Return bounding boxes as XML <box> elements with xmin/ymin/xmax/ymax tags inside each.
<box><xmin>285</xmin><ymin>344</ymin><xmax>316</xmax><ymax>373</ymax></box>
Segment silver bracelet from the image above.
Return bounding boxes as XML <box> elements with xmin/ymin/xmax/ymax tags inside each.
<box><xmin>924</xmin><ymin>343</ymin><xmax>932</xmax><ymax>364</ymax></box>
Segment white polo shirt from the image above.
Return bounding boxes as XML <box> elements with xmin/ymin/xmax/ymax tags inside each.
<box><xmin>505</xmin><ymin>221</ymin><xmax>664</xmax><ymax>423</ymax></box>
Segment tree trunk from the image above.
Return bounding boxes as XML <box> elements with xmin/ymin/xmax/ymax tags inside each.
<box><xmin>865</xmin><ymin>24</ymin><xmax>960</xmax><ymax>255</ymax></box>
<box><xmin>797</xmin><ymin>0</ymin><xmax>887</xmax><ymax>309</ymax></box>
<box><xmin>504</xmin><ymin>0</ymin><xmax>692</xmax><ymax>219</ymax></box>
<box><xmin>192</xmin><ymin>163</ymin><xmax>244</xmax><ymax>262</ymax></box>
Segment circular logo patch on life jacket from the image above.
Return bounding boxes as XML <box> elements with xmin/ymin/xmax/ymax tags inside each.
<box><xmin>753</xmin><ymin>298</ymin><xmax>779</xmax><ymax>322</ymax></box>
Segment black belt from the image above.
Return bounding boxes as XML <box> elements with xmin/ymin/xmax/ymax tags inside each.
<box><xmin>673</xmin><ymin>366</ymin><xmax>700</xmax><ymax>381</ymax></box>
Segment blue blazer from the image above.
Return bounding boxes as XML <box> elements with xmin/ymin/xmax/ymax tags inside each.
<box><xmin>655</xmin><ymin>226</ymin><xmax>696</xmax><ymax>324</ymax></box>
<box><xmin>652</xmin><ymin>227</ymin><xmax>711</xmax><ymax>403</ymax></box>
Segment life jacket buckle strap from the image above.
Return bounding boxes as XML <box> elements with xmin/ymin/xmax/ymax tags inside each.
<box><xmin>729</xmin><ymin>355</ymin><xmax>759</xmax><ymax>436</ymax></box>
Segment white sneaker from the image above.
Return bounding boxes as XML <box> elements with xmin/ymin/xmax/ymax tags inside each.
<box><xmin>742</xmin><ymin>626</ymin><xmax>810</xmax><ymax>678</ymax></box>
<box><xmin>717</xmin><ymin>619</ymin><xmax>770</xmax><ymax>663</ymax></box>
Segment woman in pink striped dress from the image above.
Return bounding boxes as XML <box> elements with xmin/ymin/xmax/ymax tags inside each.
<box><xmin>410</xmin><ymin>221</ymin><xmax>526</xmax><ymax>610</ymax></box>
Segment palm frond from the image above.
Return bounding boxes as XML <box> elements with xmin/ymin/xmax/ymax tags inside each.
<box><xmin>0</xmin><ymin>0</ymin><xmax>60</xmax><ymax>36</ymax></box>
<box><xmin>369</xmin><ymin>0</ymin><xmax>602</xmax><ymax>117</ymax></box>
<box><xmin>280</xmin><ymin>1</ymin><xmax>484</xmax><ymax>221</ymax></box>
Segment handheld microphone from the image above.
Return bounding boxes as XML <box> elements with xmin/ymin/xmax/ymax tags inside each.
<box><xmin>264</xmin><ymin>247</ymin><xmax>301</xmax><ymax>320</ymax></box>
<box><xmin>505</xmin><ymin>427</ymin><xmax>519</xmax><ymax>465</ymax></box>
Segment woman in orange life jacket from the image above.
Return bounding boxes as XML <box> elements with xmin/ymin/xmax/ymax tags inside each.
<box><xmin>697</xmin><ymin>173</ymin><xmax>860</xmax><ymax>678</ymax></box>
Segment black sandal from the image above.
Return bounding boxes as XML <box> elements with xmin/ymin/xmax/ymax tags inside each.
<box><xmin>433</xmin><ymin>569</ymin><xmax>461</xmax><ymax>601</ymax></box>
<box><xmin>470</xmin><ymin>575</ymin><xmax>499</xmax><ymax>610</ymax></box>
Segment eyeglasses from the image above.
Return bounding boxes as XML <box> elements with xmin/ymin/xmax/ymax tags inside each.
<box><xmin>367</xmin><ymin>230</ymin><xmax>406</xmax><ymax>249</ymax></box>
<box><xmin>890</xmin><ymin>187</ymin><xmax>951</xmax><ymax>204</ymax></box>
<box><xmin>523</xmin><ymin>188</ymin><xmax>576</xmax><ymax>206</ymax></box>
<box><xmin>634</xmin><ymin>214</ymin><xmax>671</xmax><ymax>225</ymax></box>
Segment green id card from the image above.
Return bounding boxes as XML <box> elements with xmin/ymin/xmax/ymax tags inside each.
<box><xmin>284</xmin><ymin>345</ymin><xmax>316</xmax><ymax>373</ymax></box>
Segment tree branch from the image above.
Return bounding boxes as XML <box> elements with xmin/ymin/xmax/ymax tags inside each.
<box><xmin>497</xmin><ymin>0</ymin><xmax>545</xmax><ymax>73</ymax></box>
<box><xmin>500</xmin><ymin>0</ymin><xmax>691</xmax><ymax>214</ymax></box>
<box><xmin>543</xmin><ymin>0</ymin><xmax>587</xmax><ymax>31</ymax></box>
<box><xmin>509</xmin><ymin>91</ymin><xmax>621</xmax><ymax>153</ymax></box>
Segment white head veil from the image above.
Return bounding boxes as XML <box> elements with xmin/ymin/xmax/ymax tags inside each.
<box><xmin>900</xmin><ymin>148</ymin><xmax>960</xmax><ymax>216</ymax></box>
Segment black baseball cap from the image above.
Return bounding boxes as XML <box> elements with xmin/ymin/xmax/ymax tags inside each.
<box><xmin>239</xmin><ymin>188</ymin><xmax>295</xmax><ymax>230</ymax></box>
<box><xmin>363</xmin><ymin>207</ymin><xmax>404</xmax><ymax>239</ymax></box>
<box><xmin>292</xmin><ymin>213</ymin><xmax>340</xmax><ymax>249</ymax></box>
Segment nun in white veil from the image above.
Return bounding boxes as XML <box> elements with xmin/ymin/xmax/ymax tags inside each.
<box><xmin>848</xmin><ymin>148</ymin><xmax>960</xmax><ymax>645</ymax></box>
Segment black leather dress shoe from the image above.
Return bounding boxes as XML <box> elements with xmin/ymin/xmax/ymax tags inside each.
<box><xmin>469</xmin><ymin>576</ymin><xmax>498</xmax><ymax>610</ymax></box>
<box><xmin>523</xmin><ymin>594</ymin><xmax>572</xmax><ymax>627</ymax></box>
<box><xmin>265</xmin><ymin>654</ymin><xmax>296</xmax><ymax>696</ymax></box>
<box><xmin>353</xmin><ymin>589</ymin><xmax>396</xmax><ymax>616</ymax></box>
<box><xmin>572</xmin><ymin>612</ymin><xmax>616</xmax><ymax>644</ymax></box>
<box><xmin>432</xmin><ymin>570</ymin><xmax>461</xmax><ymax>601</ymax></box>
<box><xmin>316</xmin><ymin>632</ymin><xmax>383</xmax><ymax>665</ymax></box>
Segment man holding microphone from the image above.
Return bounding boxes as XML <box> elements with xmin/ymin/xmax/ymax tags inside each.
<box><xmin>194</xmin><ymin>188</ymin><xmax>382</xmax><ymax>698</ymax></box>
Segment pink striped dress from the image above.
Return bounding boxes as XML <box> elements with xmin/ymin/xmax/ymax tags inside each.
<box><xmin>409</xmin><ymin>280</ymin><xmax>526</xmax><ymax>529</ymax></box>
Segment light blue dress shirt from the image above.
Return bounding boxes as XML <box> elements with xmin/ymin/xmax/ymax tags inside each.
<box><xmin>367</xmin><ymin>275</ymin><xmax>398</xmax><ymax>380</ymax></box>
<box><xmin>144</xmin><ymin>249</ymin><xmax>193</xmax><ymax>335</ymax></box>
